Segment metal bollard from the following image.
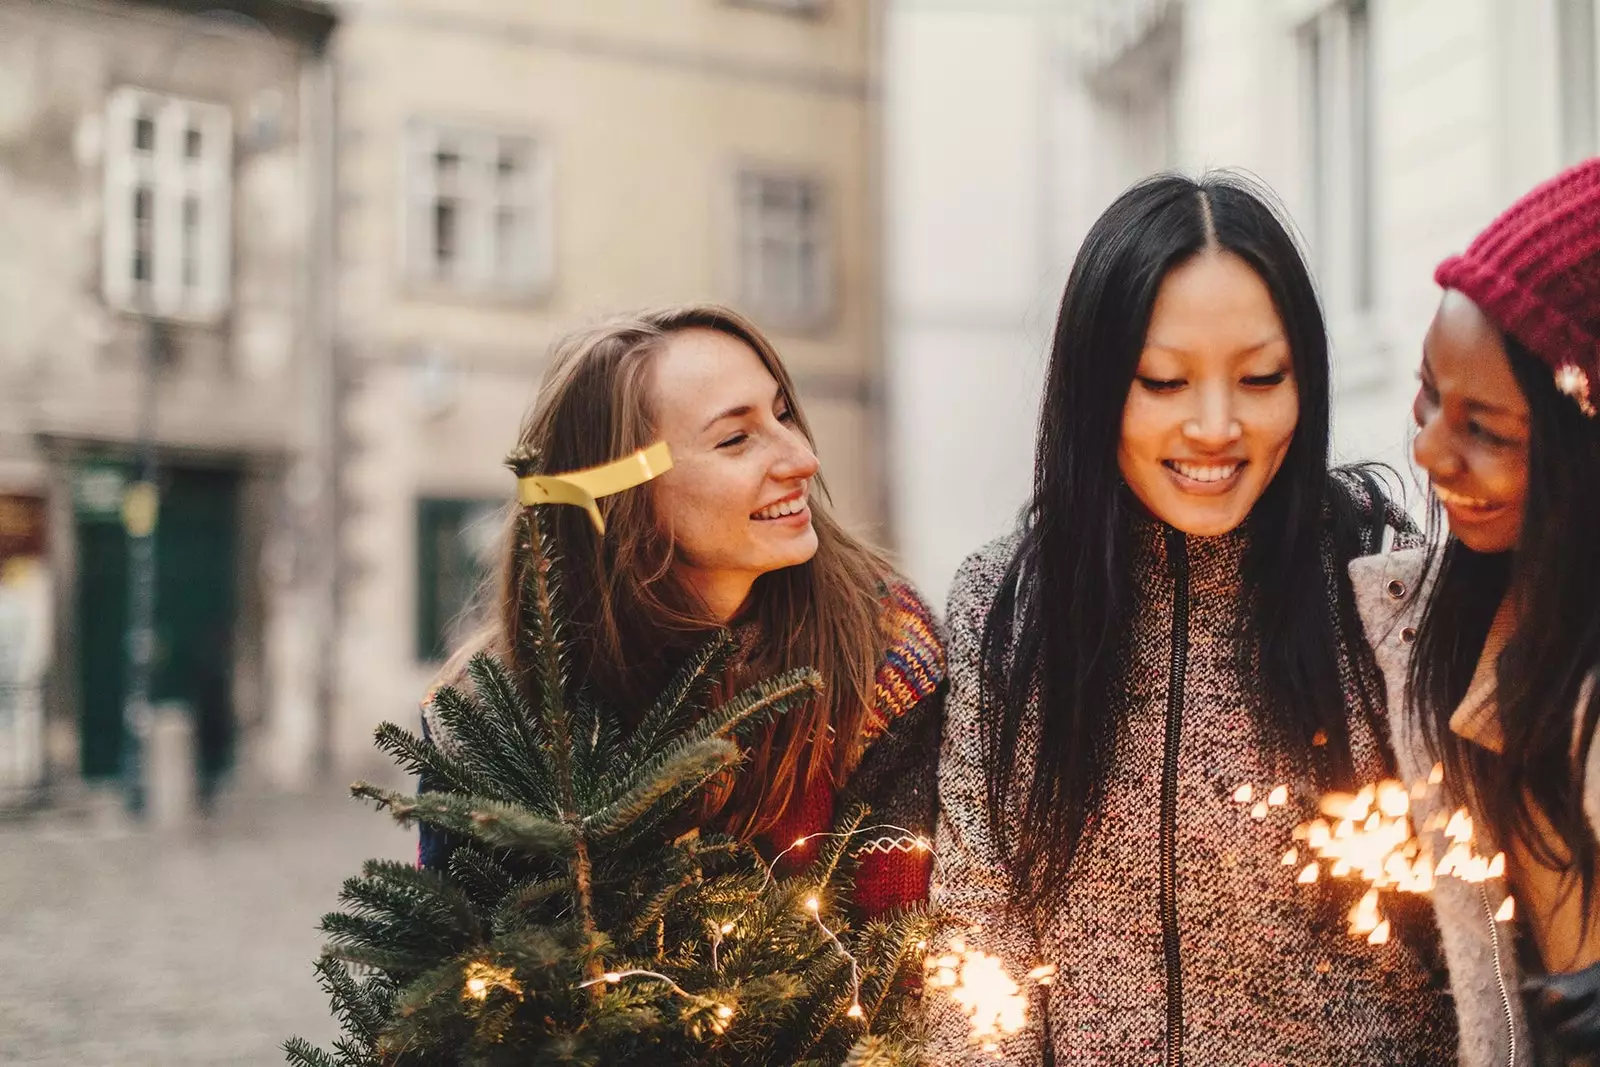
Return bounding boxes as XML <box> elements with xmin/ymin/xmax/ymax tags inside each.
<box><xmin>146</xmin><ymin>701</ymin><xmax>197</xmax><ymax>828</ymax></box>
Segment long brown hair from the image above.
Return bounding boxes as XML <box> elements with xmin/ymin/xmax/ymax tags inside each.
<box><xmin>444</xmin><ymin>303</ymin><xmax>892</xmax><ymax>838</ymax></box>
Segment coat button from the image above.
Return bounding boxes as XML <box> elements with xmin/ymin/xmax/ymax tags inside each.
<box><xmin>1401</xmin><ymin>627</ymin><xmax>1418</xmax><ymax>644</ymax></box>
<box><xmin>1387</xmin><ymin>579</ymin><xmax>1407</xmax><ymax>599</ymax></box>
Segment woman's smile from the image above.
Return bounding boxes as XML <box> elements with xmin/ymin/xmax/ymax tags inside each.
<box><xmin>750</xmin><ymin>488</ymin><xmax>811</xmax><ymax>524</ymax></box>
<box><xmin>1431</xmin><ymin>482</ymin><xmax>1509</xmax><ymax>523</ymax></box>
<box><xmin>1163</xmin><ymin>458</ymin><xmax>1247</xmax><ymax>495</ymax></box>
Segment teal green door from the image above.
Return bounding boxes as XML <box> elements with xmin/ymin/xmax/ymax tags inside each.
<box><xmin>76</xmin><ymin>464</ymin><xmax>240</xmax><ymax>781</ymax></box>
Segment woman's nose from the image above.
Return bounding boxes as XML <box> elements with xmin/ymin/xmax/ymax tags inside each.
<box><xmin>773</xmin><ymin>429</ymin><xmax>820</xmax><ymax>481</ymax></box>
<box><xmin>1411</xmin><ymin>412</ymin><xmax>1462</xmax><ymax>482</ymax></box>
<box><xmin>1181</xmin><ymin>386</ymin><xmax>1243</xmax><ymax>448</ymax></box>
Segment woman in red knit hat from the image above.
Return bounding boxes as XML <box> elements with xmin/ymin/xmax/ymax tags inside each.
<box><xmin>417</xmin><ymin>303</ymin><xmax>944</xmax><ymax>920</ymax></box>
<box><xmin>1352</xmin><ymin>157</ymin><xmax>1600</xmax><ymax>1065</ymax></box>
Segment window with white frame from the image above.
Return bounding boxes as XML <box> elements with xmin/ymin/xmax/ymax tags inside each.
<box><xmin>102</xmin><ymin>87</ymin><xmax>232</xmax><ymax>321</ymax></box>
<box><xmin>1558</xmin><ymin>0</ymin><xmax>1599</xmax><ymax>163</ymax></box>
<box><xmin>1299</xmin><ymin>0</ymin><xmax>1374</xmax><ymax>317</ymax></box>
<box><xmin>736</xmin><ymin>170</ymin><xmax>831</xmax><ymax>327</ymax></box>
<box><xmin>404</xmin><ymin>123</ymin><xmax>552</xmax><ymax>297</ymax></box>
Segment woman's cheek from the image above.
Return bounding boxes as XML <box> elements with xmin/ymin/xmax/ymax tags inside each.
<box><xmin>1248</xmin><ymin>390</ymin><xmax>1300</xmax><ymax>452</ymax></box>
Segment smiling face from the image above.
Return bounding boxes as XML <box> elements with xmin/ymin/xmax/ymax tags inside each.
<box><xmin>648</xmin><ymin>327</ymin><xmax>821</xmax><ymax>620</ymax></box>
<box><xmin>1118</xmin><ymin>249</ymin><xmax>1301</xmax><ymax>537</ymax></box>
<box><xmin>1411</xmin><ymin>291</ymin><xmax>1531</xmax><ymax>553</ymax></box>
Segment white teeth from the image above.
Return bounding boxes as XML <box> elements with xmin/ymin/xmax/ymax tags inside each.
<box><xmin>753</xmin><ymin>495</ymin><xmax>807</xmax><ymax>520</ymax></box>
<box><xmin>1433</xmin><ymin>485</ymin><xmax>1496</xmax><ymax>510</ymax></box>
<box><xmin>1170</xmin><ymin>461</ymin><xmax>1240</xmax><ymax>484</ymax></box>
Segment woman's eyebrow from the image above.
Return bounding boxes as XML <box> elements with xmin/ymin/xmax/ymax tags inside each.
<box><xmin>1463</xmin><ymin>397</ymin><xmax>1529</xmax><ymax>422</ymax></box>
<box><xmin>700</xmin><ymin>404</ymin><xmax>753</xmax><ymax>433</ymax></box>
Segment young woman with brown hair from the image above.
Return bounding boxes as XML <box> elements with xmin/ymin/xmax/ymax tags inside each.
<box><xmin>419</xmin><ymin>303</ymin><xmax>944</xmax><ymax>918</ymax></box>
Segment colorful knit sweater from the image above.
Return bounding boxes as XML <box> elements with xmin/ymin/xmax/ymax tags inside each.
<box><xmin>928</xmin><ymin>497</ymin><xmax>1456</xmax><ymax>1065</ymax></box>
<box><xmin>418</xmin><ymin>578</ymin><xmax>946</xmax><ymax>921</ymax></box>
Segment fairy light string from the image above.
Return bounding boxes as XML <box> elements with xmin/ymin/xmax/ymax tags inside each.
<box><xmin>527</xmin><ymin>822</ymin><xmax>1053</xmax><ymax>1048</ymax></box>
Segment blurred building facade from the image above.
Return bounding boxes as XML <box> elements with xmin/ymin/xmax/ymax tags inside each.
<box><xmin>0</xmin><ymin>0</ymin><xmax>338</xmax><ymax>807</ymax></box>
<box><xmin>884</xmin><ymin>0</ymin><xmax>1600</xmax><ymax>605</ymax></box>
<box><xmin>1</xmin><ymin>0</ymin><xmax>887</xmax><ymax>801</ymax></box>
<box><xmin>328</xmin><ymin>0</ymin><xmax>885</xmax><ymax>775</ymax></box>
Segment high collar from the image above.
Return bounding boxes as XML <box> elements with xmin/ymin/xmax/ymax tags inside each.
<box><xmin>1124</xmin><ymin>503</ymin><xmax>1253</xmax><ymax>584</ymax></box>
<box><xmin>1449</xmin><ymin>594</ymin><xmax>1521</xmax><ymax>755</ymax></box>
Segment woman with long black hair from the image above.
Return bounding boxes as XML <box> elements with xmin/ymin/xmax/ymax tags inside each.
<box><xmin>928</xmin><ymin>173</ymin><xmax>1454</xmax><ymax>1064</ymax></box>
<box><xmin>1354</xmin><ymin>157</ymin><xmax>1600</xmax><ymax>1065</ymax></box>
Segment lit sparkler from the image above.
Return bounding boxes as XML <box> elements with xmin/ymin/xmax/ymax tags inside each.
<box><xmin>924</xmin><ymin>938</ymin><xmax>1058</xmax><ymax>1054</ymax></box>
<box><xmin>1236</xmin><ymin>767</ymin><xmax>1515</xmax><ymax>941</ymax></box>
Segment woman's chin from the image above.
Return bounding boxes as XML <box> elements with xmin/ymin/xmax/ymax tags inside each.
<box><xmin>758</xmin><ymin>528</ymin><xmax>820</xmax><ymax>572</ymax></box>
<box><xmin>1144</xmin><ymin>494</ymin><xmax>1255</xmax><ymax>538</ymax></box>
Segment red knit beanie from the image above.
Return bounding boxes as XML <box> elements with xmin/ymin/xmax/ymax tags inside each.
<box><xmin>1435</xmin><ymin>157</ymin><xmax>1600</xmax><ymax>417</ymax></box>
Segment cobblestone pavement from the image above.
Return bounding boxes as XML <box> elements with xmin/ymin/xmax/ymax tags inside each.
<box><xmin>0</xmin><ymin>786</ymin><xmax>415</xmax><ymax>1066</ymax></box>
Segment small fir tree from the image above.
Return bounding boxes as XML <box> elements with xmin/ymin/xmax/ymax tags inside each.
<box><xmin>286</xmin><ymin>449</ymin><xmax>939</xmax><ymax>1067</ymax></box>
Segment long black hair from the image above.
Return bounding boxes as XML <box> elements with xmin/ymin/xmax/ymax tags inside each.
<box><xmin>1411</xmin><ymin>336</ymin><xmax>1600</xmax><ymax>934</ymax></box>
<box><xmin>981</xmin><ymin>172</ymin><xmax>1382</xmax><ymax>908</ymax></box>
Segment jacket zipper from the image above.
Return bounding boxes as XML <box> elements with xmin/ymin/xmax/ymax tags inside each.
<box><xmin>1479</xmin><ymin>883</ymin><xmax>1517</xmax><ymax>1067</ymax></box>
<box><xmin>1160</xmin><ymin>529</ymin><xmax>1189</xmax><ymax>1067</ymax></box>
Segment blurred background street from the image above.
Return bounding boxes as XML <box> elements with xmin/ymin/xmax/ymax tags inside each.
<box><xmin>0</xmin><ymin>788</ymin><xmax>413</xmax><ymax>1066</ymax></box>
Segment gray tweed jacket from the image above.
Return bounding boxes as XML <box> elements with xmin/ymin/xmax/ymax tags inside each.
<box><xmin>928</xmin><ymin>504</ymin><xmax>1455</xmax><ymax>1066</ymax></box>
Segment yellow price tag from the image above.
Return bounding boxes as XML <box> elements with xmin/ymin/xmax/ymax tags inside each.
<box><xmin>516</xmin><ymin>441</ymin><xmax>673</xmax><ymax>534</ymax></box>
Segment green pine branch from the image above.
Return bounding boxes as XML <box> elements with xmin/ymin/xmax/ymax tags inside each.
<box><xmin>513</xmin><ymin>506</ymin><xmax>575</xmax><ymax>809</ymax></box>
<box><xmin>582</xmin><ymin>737</ymin><xmax>741</xmax><ymax>839</ymax></box>
<box><xmin>619</xmin><ymin>630</ymin><xmax>739</xmax><ymax>766</ymax></box>
<box><xmin>352</xmin><ymin>784</ymin><xmax>576</xmax><ymax>858</ymax></box>
<box><xmin>491</xmin><ymin>875</ymin><xmax>574</xmax><ymax>935</ymax></box>
<box><xmin>594</xmin><ymin>669</ymin><xmax>821</xmax><ymax>828</ymax></box>
<box><xmin>426</xmin><ymin>675</ymin><xmax>556</xmax><ymax>814</ymax></box>
<box><xmin>282</xmin><ymin>1036</ymin><xmax>342</xmax><ymax>1067</ymax></box>
<box><xmin>809</xmin><ymin>802</ymin><xmax>869</xmax><ymax>890</ymax></box>
<box><xmin>448</xmin><ymin>848</ymin><xmax>515</xmax><ymax>911</ymax></box>
<box><xmin>336</xmin><ymin>860</ymin><xmax>481</xmax><ymax>948</ymax></box>
<box><xmin>372</xmin><ymin>720</ymin><xmax>481</xmax><ymax>798</ymax></box>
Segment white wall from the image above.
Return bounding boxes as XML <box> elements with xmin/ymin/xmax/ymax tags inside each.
<box><xmin>882</xmin><ymin>2</ymin><xmax>1071</xmax><ymax>605</ymax></box>
<box><xmin>884</xmin><ymin>0</ymin><xmax>1588</xmax><ymax>598</ymax></box>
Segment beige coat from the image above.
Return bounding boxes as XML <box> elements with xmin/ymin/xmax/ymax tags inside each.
<box><xmin>1351</xmin><ymin>547</ymin><xmax>1600</xmax><ymax>1067</ymax></box>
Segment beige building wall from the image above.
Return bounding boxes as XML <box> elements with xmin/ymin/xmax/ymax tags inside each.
<box><xmin>332</xmin><ymin>0</ymin><xmax>884</xmax><ymax>772</ymax></box>
<box><xmin>0</xmin><ymin>0</ymin><xmax>338</xmax><ymax>802</ymax></box>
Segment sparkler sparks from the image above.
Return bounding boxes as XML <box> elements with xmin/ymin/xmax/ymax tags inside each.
<box><xmin>1238</xmin><ymin>768</ymin><xmax>1516</xmax><ymax>942</ymax></box>
<box><xmin>924</xmin><ymin>939</ymin><xmax>1057</xmax><ymax>1053</ymax></box>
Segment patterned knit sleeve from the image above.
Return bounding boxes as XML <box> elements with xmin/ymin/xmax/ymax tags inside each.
<box><xmin>925</xmin><ymin>542</ymin><xmax>1048</xmax><ymax>1067</ymax></box>
<box><xmin>839</xmin><ymin>579</ymin><xmax>947</xmax><ymax>919</ymax></box>
<box><xmin>841</xmin><ymin>687</ymin><xmax>944</xmax><ymax>917</ymax></box>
